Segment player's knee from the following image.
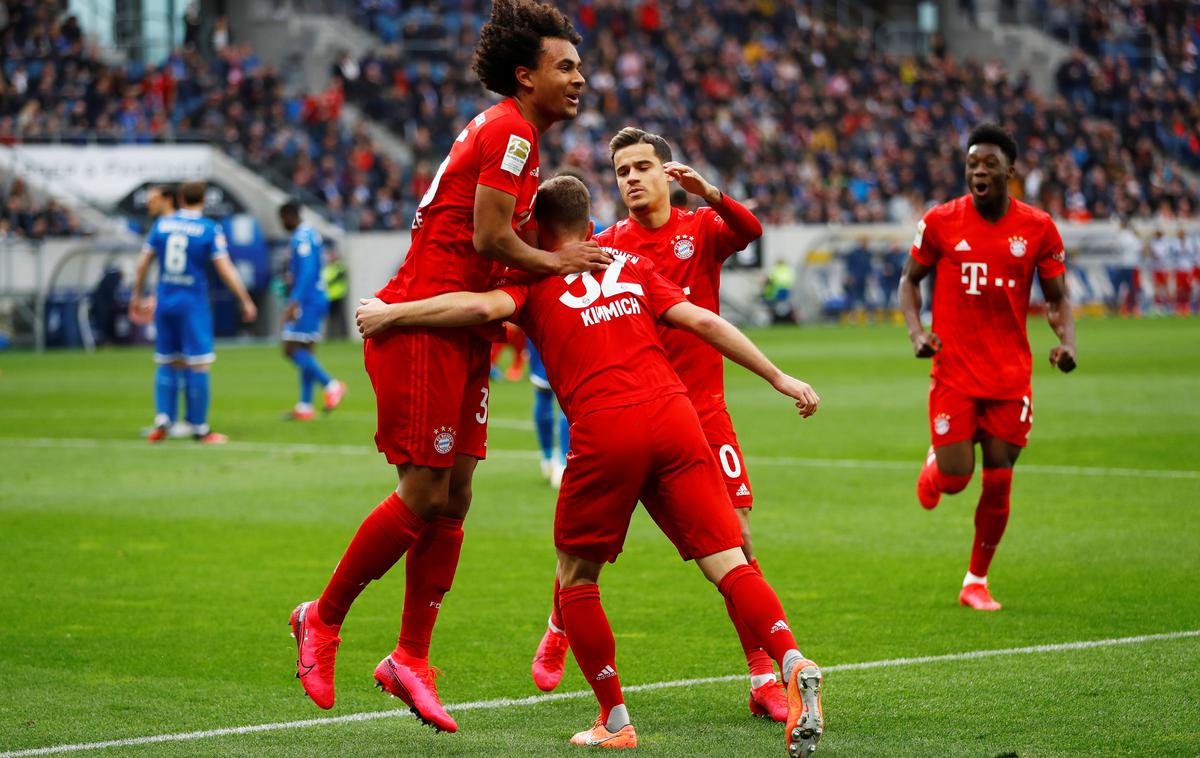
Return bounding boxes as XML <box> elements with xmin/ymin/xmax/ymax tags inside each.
<box><xmin>939</xmin><ymin>469</ymin><xmax>973</xmax><ymax>493</ymax></box>
<box><xmin>556</xmin><ymin>553</ymin><xmax>600</xmax><ymax>587</ymax></box>
<box><xmin>443</xmin><ymin>483</ymin><xmax>472</xmax><ymax>519</ymax></box>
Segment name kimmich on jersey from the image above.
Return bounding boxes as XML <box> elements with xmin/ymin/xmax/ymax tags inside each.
<box><xmin>567</xmin><ymin>249</ymin><xmax>645</xmax><ymax>327</ymax></box>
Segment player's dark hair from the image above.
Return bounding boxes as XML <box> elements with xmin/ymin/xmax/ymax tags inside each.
<box><xmin>472</xmin><ymin>0</ymin><xmax>581</xmax><ymax>97</ymax></box>
<box><xmin>967</xmin><ymin>123</ymin><xmax>1018</xmax><ymax>166</ymax></box>
<box><xmin>153</xmin><ymin>184</ymin><xmax>178</xmax><ymax>208</ymax></box>
<box><xmin>179</xmin><ymin>181</ymin><xmax>206</xmax><ymax>206</ymax></box>
<box><xmin>670</xmin><ymin>188</ymin><xmax>689</xmax><ymax>208</ymax></box>
<box><xmin>609</xmin><ymin>127</ymin><xmax>672</xmax><ymax>164</ymax></box>
<box><xmin>279</xmin><ymin>199</ymin><xmax>302</xmax><ymax>218</ymax></box>
<box><xmin>534</xmin><ymin>175</ymin><xmax>590</xmax><ymax>231</ymax></box>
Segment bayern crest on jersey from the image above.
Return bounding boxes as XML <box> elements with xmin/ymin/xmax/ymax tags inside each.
<box><xmin>934</xmin><ymin>413</ymin><xmax>951</xmax><ymax>436</ymax></box>
<box><xmin>673</xmin><ymin>234</ymin><xmax>696</xmax><ymax>260</ymax></box>
<box><xmin>1008</xmin><ymin>236</ymin><xmax>1028</xmax><ymax>258</ymax></box>
<box><xmin>433</xmin><ymin>426</ymin><xmax>456</xmax><ymax>455</ymax></box>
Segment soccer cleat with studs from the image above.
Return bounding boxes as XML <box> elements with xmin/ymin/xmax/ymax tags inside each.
<box><xmin>374</xmin><ymin>651</ymin><xmax>458</xmax><ymax>732</ymax></box>
<box><xmin>959</xmin><ymin>582</ymin><xmax>1002</xmax><ymax>611</ymax></box>
<box><xmin>531</xmin><ymin>625</ymin><xmax>569</xmax><ymax>692</ymax></box>
<box><xmin>748</xmin><ymin>678</ymin><xmax>789</xmax><ymax>722</ymax></box>
<box><xmin>569</xmin><ymin>716</ymin><xmax>638</xmax><ymax>748</ymax></box>
<box><xmin>785</xmin><ymin>661</ymin><xmax>824</xmax><ymax>757</ymax></box>
<box><xmin>289</xmin><ymin>600</ymin><xmax>340</xmax><ymax>710</ymax></box>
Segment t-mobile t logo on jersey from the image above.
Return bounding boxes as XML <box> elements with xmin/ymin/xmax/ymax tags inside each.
<box><xmin>960</xmin><ymin>261</ymin><xmax>988</xmax><ymax>295</ymax></box>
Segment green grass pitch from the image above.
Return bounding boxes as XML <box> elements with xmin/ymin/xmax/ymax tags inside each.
<box><xmin>1</xmin><ymin>317</ymin><xmax>1198</xmax><ymax>756</ymax></box>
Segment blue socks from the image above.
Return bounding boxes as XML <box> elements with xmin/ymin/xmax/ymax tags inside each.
<box><xmin>534</xmin><ymin>388</ymin><xmax>556</xmax><ymax>460</ymax></box>
<box><xmin>154</xmin><ymin>365</ymin><xmax>180</xmax><ymax>425</ymax></box>
<box><xmin>292</xmin><ymin>348</ymin><xmax>331</xmax><ymax>405</ymax></box>
<box><xmin>185</xmin><ymin>369</ymin><xmax>210</xmax><ymax>432</ymax></box>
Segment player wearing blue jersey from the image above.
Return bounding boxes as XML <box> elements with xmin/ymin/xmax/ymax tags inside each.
<box><xmin>528</xmin><ymin>337</ymin><xmax>570</xmax><ymax>489</ymax></box>
<box><xmin>279</xmin><ymin>201</ymin><xmax>345</xmax><ymax>421</ymax></box>
<box><xmin>130</xmin><ymin>182</ymin><xmax>257</xmax><ymax>444</ymax></box>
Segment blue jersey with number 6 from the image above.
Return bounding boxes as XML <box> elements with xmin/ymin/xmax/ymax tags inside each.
<box><xmin>146</xmin><ymin>209</ymin><xmax>229</xmax><ymax>311</ymax></box>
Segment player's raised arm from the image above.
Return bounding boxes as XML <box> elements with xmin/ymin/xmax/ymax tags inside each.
<box><xmin>474</xmin><ymin>185</ymin><xmax>611</xmax><ymax>277</ymax></box>
<box><xmin>356</xmin><ymin>290</ymin><xmax>518</xmax><ymax>337</ymax></box>
<box><xmin>1041</xmin><ymin>274</ymin><xmax>1077</xmax><ymax>372</ymax></box>
<box><xmin>662</xmin><ymin>161</ymin><xmax>762</xmax><ymax>251</ymax></box>
<box><xmin>661</xmin><ymin>300</ymin><xmax>819</xmax><ymax>418</ymax></box>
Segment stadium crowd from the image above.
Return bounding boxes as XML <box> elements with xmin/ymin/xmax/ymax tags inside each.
<box><xmin>0</xmin><ymin>176</ymin><xmax>82</xmax><ymax>238</ymax></box>
<box><xmin>1</xmin><ymin>0</ymin><xmax>1198</xmax><ymax>231</ymax></box>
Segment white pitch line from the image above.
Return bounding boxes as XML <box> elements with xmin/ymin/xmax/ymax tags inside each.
<box><xmin>2</xmin><ymin>629</ymin><xmax>1196</xmax><ymax>757</ymax></box>
<box><xmin>2</xmin><ymin>437</ymin><xmax>1199</xmax><ymax>481</ymax></box>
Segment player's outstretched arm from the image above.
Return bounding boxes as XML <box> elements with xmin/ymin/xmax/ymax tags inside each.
<box><xmin>662</xmin><ymin>301</ymin><xmax>819</xmax><ymax>418</ymax></box>
<box><xmin>1041</xmin><ymin>274</ymin><xmax>1077</xmax><ymax>372</ymax></box>
<box><xmin>356</xmin><ymin>291</ymin><xmax>517</xmax><ymax>337</ymax></box>
<box><xmin>899</xmin><ymin>257</ymin><xmax>941</xmax><ymax>358</ymax></box>
<box><xmin>474</xmin><ymin>185</ymin><xmax>611</xmax><ymax>276</ymax></box>
<box><xmin>213</xmin><ymin>255</ymin><xmax>258</xmax><ymax>323</ymax></box>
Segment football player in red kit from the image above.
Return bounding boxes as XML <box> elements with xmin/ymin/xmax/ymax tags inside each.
<box><xmin>899</xmin><ymin>123</ymin><xmax>1077</xmax><ymax>611</ymax></box>
<box><xmin>357</xmin><ymin>175</ymin><xmax>826</xmax><ymax>756</ymax></box>
<box><xmin>287</xmin><ymin>0</ymin><xmax>611</xmax><ymax>732</ymax></box>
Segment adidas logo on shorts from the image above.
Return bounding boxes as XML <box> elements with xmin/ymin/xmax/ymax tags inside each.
<box><xmin>735</xmin><ymin>483</ymin><xmax>751</xmax><ymax>497</ymax></box>
<box><xmin>770</xmin><ymin>620</ymin><xmax>791</xmax><ymax>634</ymax></box>
<box><xmin>595</xmin><ymin>665</ymin><xmax>617</xmax><ymax>681</ymax></box>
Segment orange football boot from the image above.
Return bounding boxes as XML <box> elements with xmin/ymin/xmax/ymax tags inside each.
<box><xmin>570</xmin><ymin>717</ymin><xmax>638</xmax><ymax>748</ymax></box>
<box><xmin>785</xmin><ymin>660</ymin><xmax>824</xmax><ymax>757</ymax></box>
<box><xmin>959</xmin><ymin>582</ymin><xmax>1002</xmax><ymax>611</ymax></box>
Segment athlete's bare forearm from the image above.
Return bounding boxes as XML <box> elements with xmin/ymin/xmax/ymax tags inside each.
<box><xmin>131</xmin><ymin>249</ymin><xmax>154</xmax><ymax>299</ymax></box>
<box><xmin>356</xmin><ymin>291</ymin><xmax>515</xmax><ymax>336</ymax></box>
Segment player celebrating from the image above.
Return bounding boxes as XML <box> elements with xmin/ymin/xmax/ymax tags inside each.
<box><xmin>527</xmin><ymin>127</ymin><xmax>789</xmax><ymax>721</ymax></box>
<box><xmin>278</xmin><ymin>200</ymin><xmax>345</xmax><ymax>421</ymax></box>
<box><xmin>130</xmin><ymin>181</ymin><xmax>257</xmax><ymax>444</ymax></box>
<box><xmin>287</xmin><ymin>0</ymin><xmax>610</xmax><ymax>731</ymax></box>
<box><xmin>357</xmin><ymin>175</ymin><xmax>825</xmax><ymax>756</ymax></box>
<box><xmin>899</xmin><ymin>123</ymin><xmax>1077</xmax><ymax>611</ymax></box>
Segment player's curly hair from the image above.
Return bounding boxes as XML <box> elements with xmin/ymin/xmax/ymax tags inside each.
<box><xmin>609</xmin><ymin>127</ymin><xmax>673</xmax><ymax>164</ymax></box>
<box><xmin>472</xmin><ymin>0</ymin><xmax>581</xmax><ymax>97</ymax></box>
<box><xmin>967</xmin><ymin>123</ymin><xmax>1018</xmax><ymax>166</ymax></box>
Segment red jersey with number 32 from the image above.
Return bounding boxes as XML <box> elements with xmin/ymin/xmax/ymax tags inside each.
<box><xmin>497</xmin><ymin>251</ymin><xmax>689</xmax><ymax>421</ymax></box>
<box><xmin>911</xmin><ymin>195</ymin><xmax>1066</xmax><ymax>399</ymax></box>
<box><xmin>376</xmin><ymin>99</ymin><xmax>539</xmax><ymax>302</ymax></box>
<box><xmin>594</xmin><ymin>203</ymin><xmax>756</xmax><ymax>423</ymax></box>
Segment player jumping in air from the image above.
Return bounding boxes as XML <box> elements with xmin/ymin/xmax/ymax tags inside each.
<box><xmin>130</xmin><ymin>181</ymin><xmax>257</xmax><ymax>444</ymax></box>
<box><xmin>287</xmin><ymin>0</ymin><xmax>610</xmax><ymax>731</ymax></box>
<box><xmin>528</xmin><ymin>127</ymin><xmax>794</xmax><ymax>722</ymax></box>
<box><xmin>357</xmin><ymin>175</ymin><xmax>825</xmax><ymax>756</ymax></box>
<box><xmin>899</xmin><ymin>123</ymin><xmax>1077</xmax><ymax>611</ymax></box>
<box><xmin>278</xmin><ymin>200</ymin><xmax>345</xmax><ymax>421</ymax></box>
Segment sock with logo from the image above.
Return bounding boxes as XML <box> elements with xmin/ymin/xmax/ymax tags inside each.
<box><xmin>559</xmin><ymin>583</ymin><xmax>624</xmax><ymax>724</ymax></box>
<box><xmin>396</xmin><ymin>516</ymin><xmax>465</xmax><ymax>660</ymax></box>
<box><xmin>548</xmin><ymin>577</ymin><xmax>564</xmax><ymax>632</ymax></box>
<box><xmin>534</xmin><ymin>388</ymin><xmax>555</xmax><ymax>461</ymax></box>
<box><xmin>154</xmin><ymin>364</ymin><xmax>180</xmax><ymax>423</ymax></box>
<box><xmin>718</xmin><ymin>563</ymin><xmax>801</xmax><ymax>669</ymax></box>
<box><xmin>968</xmin><ymin>468</ymin><xmax>1013</xmax><ymax>578</ymax></box>
<box><xmin>184</xmin><ymin>369</ymin><xmax>210</xmax><ymax>429</ymax></box>
<box><xmin>724</xmin><ymin>559</ymin><xmax>775</xmax><ymax>680</ymax></box>
<box><xmin>317</xmin><ymin>492</ymin><xmax>427</xmax><ymax>627</ymax></box>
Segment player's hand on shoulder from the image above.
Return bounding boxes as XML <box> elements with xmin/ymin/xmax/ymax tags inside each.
<box><xmin>663</xmin><ymin>162</ymin><xmax>719</xmax><ymax>202</ymax></box>
<box><xmin>357</xmin><ymin>297</ymin><xmax>394</xmax><ymax>338</ymax></box>
<box><xmin>1049</xmin><ymin>344</ymin><xmax>1076</xmax><ymax>373</ymax></box>
<box><xmin>555</xmin><ymin>239</ymin><xmax>611</xmax><ymax>275</ymax></box>
<box><xmin>912</xmin><ymin>331</ymin><xmax>942</xmax><ymax>358</ymax></box>
<box><xmin>772</xmin><ymin>374</ymin><xmax>820</xmax><ymax>418</ymax></box>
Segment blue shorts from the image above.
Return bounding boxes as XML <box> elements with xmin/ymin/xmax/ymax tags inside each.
<box><xmin>283</xmin><ymin>299</ymin><xmax>329</xmax><ymax>343</ymax></box>
<box><xmin>155</xmin><ymin>299</ymin><xmax>214</xmax><ymax>365</ymax></box>
<box><xmin>527</xmin><ymin>337</ymin><xmax>550</xmax><ymax>390</ymax></box>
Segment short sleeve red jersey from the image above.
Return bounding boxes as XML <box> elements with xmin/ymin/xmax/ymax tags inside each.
<box><xmin>911</xmin><ymin>195</ymin><xmax>1066</xmax><ymax>399</ymax></box>
<box><xmin>376</xmin><ymin>99</ymin><xmax>539</xmax><ymax>302</ymax></box>
<box><xmin>497</xmin><ymin>251</ymin><xmax>689</xmax><ymax>421</ymax></box>
<box><xmin>594</xmin><ymin>197</ymin><xmax>760</xmax><ymax>422</ymax></box>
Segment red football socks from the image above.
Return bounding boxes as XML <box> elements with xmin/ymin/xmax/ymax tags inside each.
<box><xmin>549</xmin><ymin>577</ymin><xmax>564</xmax><ymax>631</ymax></box>
<box><xmin>927</xmin><ymin>464</ymin><xmax>973</xmax><ymax>495</ymax></box>
<box><xmin>724</xmin><ymin>559</ymin><xmax>775</xmax><ymax>676</ymax></box>
<box><xmin>559</xmin><ymin>583</ymin><xmax>623</xmax><ymax>722</ymax></box>
<box><xmin>718</xmin><ymin>563</ymin><xmax>798</xmax><ymax>665</ymax></box>
<box><xmin>398</xmin><ymin>516</ymin><xmax>465</xmax><ymax>660</ymax></box>
<box><xmin>969</xmin><ymin>468</ymin><xmax>1013</xmax><ymax>577</ymax></box>
<box><xmin>318</xmin><ymin>492</ymin><xmax>427</xmax><ymax>627</ymax></box>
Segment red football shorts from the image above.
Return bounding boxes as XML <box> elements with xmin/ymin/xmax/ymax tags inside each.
<box><xmin>555</xmin><ymin>393</ymin><xmax>744</xmax><ymax>565</ymax></box>
<box><xmin>364</xmin><ymin>326</ymin><xmax>490</xmax><ymax>467</ymax></box>
<box><xmin>700</xmin><ymin>408</ymin><xmax>754</xmax><ymax>510</ymax></box>
<box><xmin>928</xmin><ymin>377</ymin><xmax>1033</xmax><ymax>449</ymax></box>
